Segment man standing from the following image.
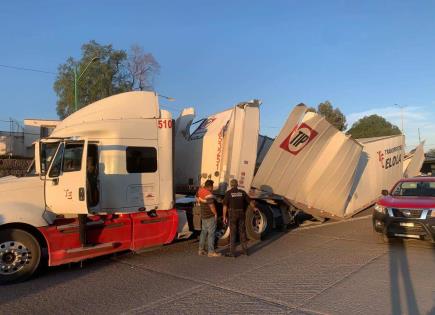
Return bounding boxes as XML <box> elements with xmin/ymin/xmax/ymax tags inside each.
<box><xmin>223</xmin><ymin>179</ymin><xmax>252</xmax><ymax>257</ymax></box>
<box><xmin>197</xmin><ymin>180</ymin><xmax>221</xmax><ymax>257</ymax></box>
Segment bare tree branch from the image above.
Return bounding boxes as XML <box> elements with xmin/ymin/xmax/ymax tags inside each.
<box><xmin>127</xmin><ymin>44</ymin><xmax>160</xmax><ymax>91</ymax></box>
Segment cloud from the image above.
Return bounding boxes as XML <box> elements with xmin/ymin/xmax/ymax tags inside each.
<box><xmin>347</xmin><ymin>105</ymin><xmax>435</xmax><ymax>150</ymax></box>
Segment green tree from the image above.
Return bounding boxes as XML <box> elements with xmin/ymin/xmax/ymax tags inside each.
<box><xmin>309</xmin><ymin>101</ymin><xmax>347</xmax><ymax>131</ymax></box>
<box><xmin>426</xmin><ymin>148</ymin><xmax>435</xmax><ymax>156</ymax></box>
<box><xmin>346</xmin><ymin>115</ymin><xmax>401</xmax><ymax>139</ymax></box>
<box><xmin>54</xmin><ymin>41</ymin><xmax>160</xmax><ymax>119</ymax></box>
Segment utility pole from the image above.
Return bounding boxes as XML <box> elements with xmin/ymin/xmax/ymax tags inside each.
<box><xmin>74</xmin><ymin>56</ymin><xmax>100</xmax><ymax>112</ymax></box>
<box><xmin>418</xmin><ymin>128</ymin><xmax>421</xmax><ymax>143</ymax></box>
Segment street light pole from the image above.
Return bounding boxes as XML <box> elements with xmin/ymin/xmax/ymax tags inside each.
<box><xmin>74</xmin><ymin>56</ymin><xmax>100</xmax><ymax>112</ymax></box>
<box><xmin>74</xmin><ymin>67</ymin><xmax>78</xmax><ymax>112</ymax></box>
<box><xmin>394</xmin><ymin>103</ymin><xmax>405</xmax><ymax>133</ymax></box>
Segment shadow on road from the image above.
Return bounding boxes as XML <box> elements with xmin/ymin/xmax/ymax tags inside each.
<box><xmin>0</xmin><ymin>253</ymin><xmax>121</xmax><ymax>305</ymax></box>
<box><xmin>246</xmin><ymin>229</ymin><xmax>290</xmax><ymax>256</ymax></box>
<box><xmin>388</xmin><ymin>239</ymin><xmax>420</xmax><ymax>315</ymax></box>
<box><xmin>247</xmin><ymin>215</ymin><xmax>317</xmax><ymax>256</ymax></box>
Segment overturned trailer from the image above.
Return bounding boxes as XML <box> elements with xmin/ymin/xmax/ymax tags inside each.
<box><xmin>253</xmin><ymin>104</ymin><xmax>410</xmax><ymax>219</ymax></box>
<box><xmin>403</xmin><ymin>142</ymin><xmax>425</xmax><ymax>178</ymax></box>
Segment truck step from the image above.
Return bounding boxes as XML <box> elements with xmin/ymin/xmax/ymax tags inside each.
<box><xmin>66</xmin><ymin>242</ymin><xmax>116</xmax><ymax>254</ymax></box>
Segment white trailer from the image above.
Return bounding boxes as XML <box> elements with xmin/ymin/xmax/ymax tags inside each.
<box><xmin>403</xmin><ymin>142</ymin><xmax>425</xmax><ymax>178</ymax></box>
<box><xmin>252</xmin><ymin>104</ymin><xmax>413</xmax><ymax>219</ymax></box>
<box><xmin>174</xmin><ymin>100</ymin><xmax>260</xmax><ymax>194</ymax></box>
<box><xmin>173</xmin><ymin>100</ymin><xmax>291</xmax><ymax>241</ymax></box>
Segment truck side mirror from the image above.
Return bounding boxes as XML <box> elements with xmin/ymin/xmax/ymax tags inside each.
<box><xmin>381</xmin><ymin>189</ymin><xmax>389</xmax><ymax>196</ymax></box>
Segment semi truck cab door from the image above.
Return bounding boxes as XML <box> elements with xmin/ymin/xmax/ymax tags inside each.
<box><xmin>44</xmin><ymin>139</ymin><xmax>89</xmax><ymax>215</ymax></box>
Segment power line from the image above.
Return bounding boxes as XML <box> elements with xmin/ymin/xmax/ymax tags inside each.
<box><xmin>0</xmin><ymin>64</ymin><xmax>56</xmax><ymax>75</ymax></box>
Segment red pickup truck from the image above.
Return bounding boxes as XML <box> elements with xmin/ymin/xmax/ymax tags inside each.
<box><xmin>373</xmin><ymin>177</ymin><xmax>435</xmax><ymax>242</ymax></box>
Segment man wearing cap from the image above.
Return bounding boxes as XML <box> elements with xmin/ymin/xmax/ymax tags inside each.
<box><xmin>196</xmin><ymin>179</ymin><xmax>221</xmax><ymax>257</ymax></box>
<box><xmin>223</xmin><ymin>179</ymin><xmax>253</xmax><ymax>257</ymax></box>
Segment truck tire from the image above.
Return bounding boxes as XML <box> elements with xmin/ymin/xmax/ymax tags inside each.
<box><xmin>0</xmin><ymin>229</ymin><xmax>41</xmax><ymax>284</ymax></box>
<box><xmin>216</xmin><ymin>225</ymin><xmax>230</xmax><ymax>246</ymax></box>
<box><xmin>245</xmin><ymin>204</ymin><xmax>273</xmax><ymax>240</ymax></box>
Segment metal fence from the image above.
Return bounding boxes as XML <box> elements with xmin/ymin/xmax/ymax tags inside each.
<box><xmin>0</xmin><ymin>158</ymin><xmax>32</xmax><ymax>177</ymax></box>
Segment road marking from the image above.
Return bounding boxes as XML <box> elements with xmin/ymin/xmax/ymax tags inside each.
<box><xmin>298</xmin><ymin>250</ymin><xmax>387</xmax><ymax>308</ymax></box>
<box><xmin>118</xmin><ymin>259</ymin><xmax>297</xmax><ymax>314</ymax></box>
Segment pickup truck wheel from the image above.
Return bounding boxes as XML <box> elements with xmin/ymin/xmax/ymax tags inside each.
<box><xmin>246</xmin><ymin>205</ymin><xmax>273</xmax><ymax>240</ymax></box>
<box><xmin>0</xmin><ymin>229</ymin><xmax>41</xmax><ymax>284</ymax></box>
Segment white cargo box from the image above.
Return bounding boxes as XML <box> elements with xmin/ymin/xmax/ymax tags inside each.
<box><xmin>252</xmin><ymin>104</ymin><xmax>408</xmax><ymax>219</ymax></box>
<box><xmin>174</xmin><ymin>101</ymin><xmax>260</xmax><ymax>195</ymax></box>
<box><xmin>403</xmin><ymin>142</ymin><xmax>425</xmax><ymax>178</ymax></box>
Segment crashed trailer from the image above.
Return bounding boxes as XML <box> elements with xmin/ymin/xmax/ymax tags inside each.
<box><xmin>252</xmin><ymin>104</ymin><xmax>406</xmax><ymax>220</ymax></box>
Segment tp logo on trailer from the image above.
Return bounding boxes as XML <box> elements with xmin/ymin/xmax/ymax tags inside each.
<box><xmin>280</xmin><ymin>123</ymin><xmax>318</xmax><ymax>155</ymax></box>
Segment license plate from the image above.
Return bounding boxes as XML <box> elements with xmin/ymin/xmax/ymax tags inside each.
<box><xmin>400</xmin><ymin>222</ymin><xmax>414</xmax><ymax>227</ymax></box>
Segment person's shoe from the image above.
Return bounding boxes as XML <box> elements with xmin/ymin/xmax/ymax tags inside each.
<box><xmin>207</xmin><ymin>251</ymin><xmax>222</xmax><ymax>257</ymax></box>
<box><xmin>242</xmin><ymin>247</ymin><xmax>249</xmax><ymax>256</ymax></box>
<box><xmin>198</xmin><ymin>249</ymin><xmax>207</xmax><ymax>256</ymax></box>
<box><xmin>225</xmin><ymin>252</ymin><xmax>236</xmax><ymax>258</ymax></box>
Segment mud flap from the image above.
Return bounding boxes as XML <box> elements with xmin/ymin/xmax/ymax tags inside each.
<box><xmin>193</xmin><ymin>204</ymin><xmax>201</xmax><ymax>231</ymax></box>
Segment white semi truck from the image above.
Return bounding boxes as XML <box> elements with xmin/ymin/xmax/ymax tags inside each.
<box><xmin>0</xmin><ymin>91</ymin><xmax>294</xmax><ymax>284</ymax></box>
<box><xmin>0</xmin><ymin>91</ymin><xmax>424</xmax><ymax>284</ymax></box>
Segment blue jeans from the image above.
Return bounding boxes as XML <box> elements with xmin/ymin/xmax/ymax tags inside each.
<box><xmin>199</xmin><ymin>217</ymin><xmax>216</xmax><ymax>252</ymax></box>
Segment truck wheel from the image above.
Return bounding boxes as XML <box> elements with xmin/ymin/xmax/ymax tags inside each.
<box><xmin>0</xmin><ymin>229</ymin><xmax>41</xmax><ymax>284</ymax></box>
<box><xmin>216</xmin><ymin>226</ymin><xmax>230</xmax><ymax>246</ymax></box>
<box><xmin>245</xmin><ymin>204</ymin><xmax>273</xmax><ymax>240</ymax></box>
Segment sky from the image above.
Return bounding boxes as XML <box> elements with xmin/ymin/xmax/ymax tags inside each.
<box><xmin>1</xmin><ymin>0</ymin><xmax>435</xmax><ymax>149</ymax></box>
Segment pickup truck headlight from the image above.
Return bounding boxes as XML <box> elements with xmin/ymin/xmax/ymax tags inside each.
<box><xmin>374</xmin><ymin>204</ymin><xmax>386</xmax><ymax>214</ymax></box>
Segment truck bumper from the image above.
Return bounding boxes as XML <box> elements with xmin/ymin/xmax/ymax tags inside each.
<box><xmin>372</xmin><ymin>211</ymin><xmax>435</xmax><ymax>242</ymax></box>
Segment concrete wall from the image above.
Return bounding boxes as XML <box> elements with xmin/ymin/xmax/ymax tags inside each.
<box><xmin>0</xmin><ymin>132</ymin><xmax>25</xmax><ymax>156</ymax></box>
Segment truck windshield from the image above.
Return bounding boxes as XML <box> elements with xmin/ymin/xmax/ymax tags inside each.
<box><xmin>40</xmin><ymin>142</ymin><xmax>60</xmax><ymax>175</ymax></box>
<box><xmin>25</xmin><ymin>160</ymin><xmax>36</xmax><ymax>176</ymax></box>
<box><xmin>392</xmin><ymin>181</ymin><xmax>435</xmax><ymax>197</ymax></box>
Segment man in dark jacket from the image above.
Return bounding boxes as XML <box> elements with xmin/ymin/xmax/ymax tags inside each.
<box><xmin>223</xmin><ymin>179</ymin><xmax>253</xmax><ymax>257</ymax></box>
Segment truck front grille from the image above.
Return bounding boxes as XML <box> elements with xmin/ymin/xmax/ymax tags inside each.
<box><xmin>391</xmin><ymin>208</ymin><xmax>423</xmax><ymax>219</ymax></box>
<box><xmin>388</xmin><ymin>222</ymin><xmax>427</xmax><ymax>236</ymax></box>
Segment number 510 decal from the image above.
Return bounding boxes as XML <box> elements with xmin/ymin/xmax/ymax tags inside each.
<box><xmin>158</xmin><ymin>119</ymin><xmax>173</xmax><ymax>128</ymax></box>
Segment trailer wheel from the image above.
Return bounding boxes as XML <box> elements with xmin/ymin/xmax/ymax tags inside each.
<box><xmin>245</xmin><ymin>204</ymin><xmax>273</xmax><ymax>240</ymax></box>
<box><xmin>0</xmin><ymin>229</ymin><xmax>41</xmax><ymax>284</ymax></box>
<box><xmin>216</xmin><ymin>225</ymin><xmax>230</xmax><ymax>246</ymax></box>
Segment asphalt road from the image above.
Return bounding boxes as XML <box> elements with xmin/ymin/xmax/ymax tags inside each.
<box><xmin>1</xmin><ymin>215</ymin><xmax>434</xmax><ymax>315</ymax></box>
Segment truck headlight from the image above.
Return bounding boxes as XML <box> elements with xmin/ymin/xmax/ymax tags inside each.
<box><xmin>374</xmin><ymin>204</ymin><xmax>386</xmax><ymax>214</ymax></box>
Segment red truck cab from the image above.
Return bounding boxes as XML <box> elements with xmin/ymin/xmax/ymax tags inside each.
<box><xmin>373</xmin><ymin>177</ymin><xmax>435</xmax><ymax>242</ymax></box>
